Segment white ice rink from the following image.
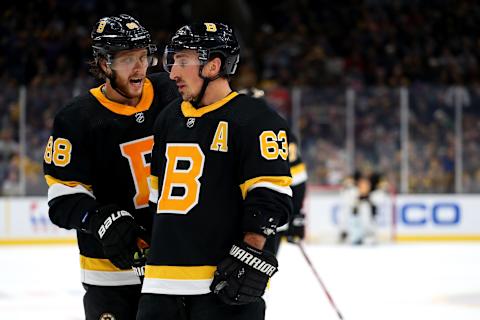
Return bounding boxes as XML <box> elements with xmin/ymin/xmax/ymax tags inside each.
<box><xmin>1</xmin><ymin>242</ymin><xmax>479</xmax><ymax>320</ymax></box>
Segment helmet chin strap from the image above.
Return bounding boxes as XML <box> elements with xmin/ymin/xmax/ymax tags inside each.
<box><xmin>191</xmin><ymin>65</ymin><xmax>221</xmax><ymax>108</ymax></box>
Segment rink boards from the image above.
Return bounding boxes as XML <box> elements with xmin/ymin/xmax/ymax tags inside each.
<box><xmin>306</xmin><ymin>192</ymin><xmax>480</xmax><ymax>242</ymax></box>
<box><xmin>0</xmin><ymin>194</ymin><xmax>479</xmax><ymax>244</ymax></box>
<box><xmin>0</xmin><ymin>197</ymin><xmax>75</xmax><ymax>244</ymax></box>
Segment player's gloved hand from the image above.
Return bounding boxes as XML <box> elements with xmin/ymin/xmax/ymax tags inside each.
<box><xmin>286</xmin><ymin>213</ymin><xmax>305</xmax><ymax>243</ymax></box>
<box><xmin>87</xmin><ymin>204</ymin><xmax>144</xmax><ymax>270</ymax></box>
<box><xmin>210</xmin><ymin>242</ymin><xmax>278</xmax><ymax>305</ymax></box>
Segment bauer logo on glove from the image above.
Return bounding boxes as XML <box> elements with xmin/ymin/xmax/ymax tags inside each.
<box><xmin>97</xmin><ymin>210</ymin><xmax>133</xmax><ymax>239</ymax></box>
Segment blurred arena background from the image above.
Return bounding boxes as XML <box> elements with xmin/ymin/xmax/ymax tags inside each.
<box><xmin>1</xmin><ymin>0</ymin><xmax>479</xmax><ymax>243</ymax></box>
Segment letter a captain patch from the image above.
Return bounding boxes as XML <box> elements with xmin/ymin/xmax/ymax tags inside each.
<box><xmin>210</xmin><ymin>121</ymin><xmax>228</xmax><ymax>152</ymax></box>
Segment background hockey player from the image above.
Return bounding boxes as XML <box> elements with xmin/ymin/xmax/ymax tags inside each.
<box><xmin>338</xmin><ymin>171</ymin><xmax>390</xmax><ymax>245</ymax></box>
<box><xmin>43</xmin><ymin>14</ymin><xmax>178</xmax><ymax>319</ymax></box>
<box><xmin>137</xmin><ymin>22</ymin><xmax>292</xmax><ymax>320</ymax></box>
<box><xmin>239</xmin><ymin>87</ymin><xmax>308</xmax><ymax>255</ymax></box>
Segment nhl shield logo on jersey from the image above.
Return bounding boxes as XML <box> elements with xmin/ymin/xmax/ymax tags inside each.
<box><xmin>135</xmin><ymin>112</ymin><xmax>145</xmax><ymax>123</ymax></box>
<box><xmin>186</xmin><ymin>117</ymin><xmax>195</xmax><ymax>128</ymax></box>
<box><xmin>99</xmin><ymin>313</ymin><xmax>115</xmax><ymax>320</ymax></box>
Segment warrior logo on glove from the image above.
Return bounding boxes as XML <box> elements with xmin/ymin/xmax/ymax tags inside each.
<box><xmin>229</xmin><ymin>245</ymin><xmax>277</xmax><ymax>277</ymax></box>
<box><xmin>210</xmin><ymin>242</ymin><xmax>279</xmax><ymax>305</ymax></box>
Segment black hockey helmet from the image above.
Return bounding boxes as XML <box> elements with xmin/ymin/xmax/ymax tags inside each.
<box><xmin>91</xmin><ymin>14</ymin><xmax>157</xmax><ymax>61</ymax></box>
<box><xmin>163</xmin><ymin>22</ymin><xmax>240</xmax><ymax>76</ymax></box>
<box><xmin>238</xmin><ymin>87</ymin><xmax>265</xmax><ymax>98</ymax></box>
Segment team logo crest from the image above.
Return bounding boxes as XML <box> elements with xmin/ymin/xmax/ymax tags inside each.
<box><xmin>186</xmin><ymin>118</ymin><xmax>195</xmax><ymax>128</ymax></box>
<box><xmin>99</xmin><ymin>313</ymin><xmax>115</xmax><ymax>320</ymax></box>
<box><xmin>135</xmin><ymin>112</ymin><xmax>145</xmax><ymax>123</ymax></box>
<box><xmin>126</xmin><ymin>22</ymin><xmax>139</xmax><ymax>29</ymax></box>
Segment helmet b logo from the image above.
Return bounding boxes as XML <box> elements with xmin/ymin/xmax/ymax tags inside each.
<box><xmin>96</xmin><ymin>21</ymin><xmax>107</xmax><ymax>33</ymax></box>
<box><xmin>204</xmin><ymin>23</ymin><xmax>217</xmax><ymax>32</ymax></box>
<box><xmin>126</xmin><ymin>22</ymin><xmax>139</xmax><ymax>30</ymax></box>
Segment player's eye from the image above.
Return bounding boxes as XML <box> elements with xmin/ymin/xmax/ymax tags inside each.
<box><xmin>139</xmin><ymin>55</ymin><xmax>148</xmax><ymax>64</ymax></box>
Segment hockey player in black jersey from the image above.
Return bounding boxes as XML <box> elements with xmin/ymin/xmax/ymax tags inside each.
<box><xmin>239</xmin><ymin>88</ymin><xmax>308</xmax><ymax>254</ymax></box>
<box><xmin>136</xmin><ymin>23</ymin><xmax>293</xmax><ymax>320</ymax></box>
<box><xmin>265</xmin><ymin>133</ymin><xmax>307</xmax><ymax>253</ymax></box>
<box><xmin>43</xmin><ymin>14</ymin><xmax>178</xmax><ymax>320</ymax></box>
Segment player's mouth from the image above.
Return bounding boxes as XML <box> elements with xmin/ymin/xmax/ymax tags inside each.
<box><xmin>129</xmin><ymin>77</ymin><xmax>144</xmax><ymax>90</ymax></box>
<box><xmin>176</xmin><ymin>82</ymin><xmax>186</xmax><ymax>91</ymax></box>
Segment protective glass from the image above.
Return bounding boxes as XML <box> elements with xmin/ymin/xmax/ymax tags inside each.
<box><xmin>108</xmin><ymin>54</ymin><xmax>157</xmax><ymax>71</ymax></box>
<box><xmin>162</xmin><ymin>47</ymin><xmax>202</xmax><ymax>73</ymax></box>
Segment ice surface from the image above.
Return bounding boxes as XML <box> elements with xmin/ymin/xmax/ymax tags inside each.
<box><xmin>1</xmin><ymin>243</ymin><xmax>479</xmax><ymax>320</ymax></box>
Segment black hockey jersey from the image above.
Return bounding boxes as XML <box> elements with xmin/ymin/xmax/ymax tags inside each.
<box><xmin>288</xmin><ymin>134</ymin><xmax>308</xmax><ymax>214</ymax></box>
<box><xmin>43</xmin><ymin>73</ymin><xmax>178</xmax><ymax>286</ymax></box>
<box><xmin>143</xmin><ymin>92</ymin><xmax>292</xmax><ymax>295</ymax></box>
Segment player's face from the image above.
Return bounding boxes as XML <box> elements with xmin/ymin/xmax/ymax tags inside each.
<box><xmin>169</xmin><ymin>50</ymin><xmax>203</xmax><ymax>102</ymax></box>
<box><xmin>109</xmin><ymin>48</ymin><xmax>150</xmax><ymax>98</ymax></box>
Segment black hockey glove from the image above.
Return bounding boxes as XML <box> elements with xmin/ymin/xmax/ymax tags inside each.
<box><xmin>87</xmin><ymin>204</ymin><xmax>145</xmax><ymax>270</ymax></box>
<box><xmin>286</xmin><ymin>213</ymin><xmax>305</xmax><ymax>243</ymax></box>
<box><xmin>210</xmin><ymin>242</ymin><xmax>278</xmax><ymax>305</ymax></box>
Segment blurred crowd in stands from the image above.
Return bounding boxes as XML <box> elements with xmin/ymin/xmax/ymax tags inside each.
<box><xmin>1</xmin><ymin>0</ymin><xmax>480</xmax><ymax>195</ymax></box>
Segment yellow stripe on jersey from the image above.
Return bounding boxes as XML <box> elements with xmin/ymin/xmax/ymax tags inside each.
<box><xmin>148</xmin><ymin>175</ymin><xmax>159</xmax><ymax>203</ymax></box>
<box><xmin>239</xmin><ymin>176</ymin><xmax>292</xmax><ymax>199</ymax></box>
<box><xmin>290</xmin><ymin>163</ymin><xmax>306</xmax><ymax>176</ymax></box>
<box><xmin>44</xmin><ymin>175</ymin><xmax>92</xmax><ymax>190</ymax></box>
<box><xmin>145</xmin><ymin>265</ymin><xmax>216</xmax><ymax>280</ymax></box>
<box><xmin>181</xmin><ymin>92</ymin><xmax>238</xmax><ymax>117</ymax></box>
<box><xmin>89</xmin><ymin>79</ymin><xmax>154</xmax><ymax>116</ymax></box>
<box><xmin>80</xmin><ymin>256</ymin><xmax>140</xmax><ymax>285</ymax></box>
<box><xmin>80</xmin><ymin>255</ymin><xmax>121</xmax><ymax>271</ymax></box>
<box><xmin>149</xmin><ymin>175</ymin><xmax>158</xmax><ymax>190</ymax></box>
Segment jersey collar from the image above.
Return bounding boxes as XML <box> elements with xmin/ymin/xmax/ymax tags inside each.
<box><xmin>181</xmin><ymin>92</ymin><xmax>238</xmax><ymax>118</ymax></box>
<box><xmin>89</xmin><ymin>78</ymin><xmax>154</xmax><ymax>116</ymax></box>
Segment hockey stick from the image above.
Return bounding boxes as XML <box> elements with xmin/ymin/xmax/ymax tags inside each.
<box><xmin>297</xmin><ymin>242</ymin><xmax>344</xmax><ymax>320</ymax></box>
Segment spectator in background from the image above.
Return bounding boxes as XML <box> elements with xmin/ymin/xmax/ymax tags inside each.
<box><xmin>3</xmin><ymin>1</ymin><xmax>480</xmax><ymax>194</ymax></box>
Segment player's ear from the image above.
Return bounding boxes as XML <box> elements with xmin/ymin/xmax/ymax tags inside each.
<box><xmin>99</xmin><ymin>58</ymin><xmax>110</xmax><ymax>74</ymax></box>
<box><xmin>206</xmin><ymin>57</ymin><xmax>221</xmax><ymax>77</ymax></box>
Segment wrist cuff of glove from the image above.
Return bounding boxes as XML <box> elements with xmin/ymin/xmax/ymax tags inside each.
<box><xmin>242</xmin><ymin>209</ymin><xmax>280</xmax><ymax>237</ymax></box>
<box><xmin>290</xmin><ymin>213</ymin><xmax>306</xmax><ymax>227</ymax></box>
<box><xmin>228</xmin><ymin>242</ymin><xmax>278</xmax><ymax>278</ymax></box>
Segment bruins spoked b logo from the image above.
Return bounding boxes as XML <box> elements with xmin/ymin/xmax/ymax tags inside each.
<box><xmin>99</xmin><ymin>313</ymin><xmax>116</xmax><ymax>320</ymax></box>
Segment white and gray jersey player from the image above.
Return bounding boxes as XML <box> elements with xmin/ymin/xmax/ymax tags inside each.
<box><xmin>337</xmin><ymin>185</ymin><xmax>389</xmax><ymax>245</ymax></box>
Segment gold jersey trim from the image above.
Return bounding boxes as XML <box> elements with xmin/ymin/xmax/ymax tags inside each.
<box><xmin>145</xmin><ymin>265</ymin><xmax>216</xmax><ymax>280</ymax></box>
<box><xmin>149</xmin><ymin>175</ymin><xmax>159</xmax><ymax>191</ymax></box>
<box><xmin>290</xmin><ymin>163</ymin><xmax>308</xmax><ymax>186</ymax></box>
<box><xmin>148</xmin><ymin>175</ymin><xmax>159</xmax><ymax>203</ymax></box>
<box><xmin>79</xmin><ymin>256</ymin><xmax>140</xmax><ymax>285</ymax></box>
<box><xmin>89</xmin><ymin>78</ymin><xmax>154</xmax><ymax>116</ymax></box>
<box><xmin>44</xmin><ymin>175</ymin><xmax>92</xmax><ymax>190</ymax></box>
<box><xmin>181</xmin><ymin>92</ymin><xmax>239</xmax><ymax>117</ymax></box>
<box><xmin>80</xmin><ymin>255</ymin><xmax>120</xmax><ymax>271</ymax></box>
<box><xmin>239</xmin><ymin>176</ymin><xmax>292</xmax><ymax>199</ymax></box>
<box><xmin>290</xmin><ymin>163</ymin><xmax>306</xmax><ymax>176</ymax></box>
<box><xmin>142</xmin><ymin>277</ymin><xmax>212</xmax><ymax>295</ymax></box>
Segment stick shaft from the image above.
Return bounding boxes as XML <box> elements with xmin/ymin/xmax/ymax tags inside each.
<box><xmin>297</xmin><ymin>243</ymin><xmax>344</xmax><ymax>320</ymax></box>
